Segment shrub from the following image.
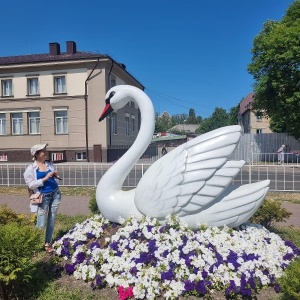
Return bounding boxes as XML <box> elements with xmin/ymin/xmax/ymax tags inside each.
<box><xmin>278</xmin><ymin>258</ymin><xmax>300</xmax><ymax>299</ymax></box>
<box><xmin>250</xmin><ymin>199</ymin><xmax>292</xmax><ymax>229</ymax></box>
<box><xmin>0</xmin><ymin>205</ymin><xmax>22</xmax><ymax>225</ymax></box>
<box><xmin>89</xmin><ymin>193</ymin><xmax>100</xmax><ymax>214</ymax></box>
<box><xmin>0</xmin><ymin>222</ymin><xmax>41</xmax><ymax>299</ymax></box>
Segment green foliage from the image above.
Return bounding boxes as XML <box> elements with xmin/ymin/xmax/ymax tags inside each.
<box><xmin>278</xmin><ymin>258</ymin><xmax>300</xmax><ymax>300</ymax></box>
<box><xmin>186</xmin><ymin>108</ymin><xmax>199</xmax><ymax>124</ymax></box>
<box><xmin>196</xmin><ymin>107</ymin><xmax>229</xmax><ymax>134</ymax></box>
<box><xmin>0</xmin><ymin>221</ymin><xmax>41</xmax><ymax>300</ymax></box>
<box><xmin>89</xmin><ymin>193</ymin><xmax>100</xmax><ymax>214</ymax></box>
<box><xmin>250</xmin><ymin>199</ymin><xmax>292</xmax><ymax>229</ymax></box>
<box><xmin>0</xmin><ymin>204</ymin><xmax>22</xmax><ymax>225</ymax></box>
<box><xmin>248</xmin><ymin>1</ymin><xmax>300</xmax><ymax>139</ymax></box>
<box><xmin>273</xmin><ymin>226</ymin><xmax>300</xmax><ymax>248</ymax></box>
<box><xmin>155</xmin><ymin>113</ymin><xmax>172</xmax><ymax>132</ymax></box>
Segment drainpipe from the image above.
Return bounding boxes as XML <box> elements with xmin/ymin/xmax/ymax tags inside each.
<box><xmin>84</xmin><ymin>58</ymin><xmax>100</xmax><ymax>162</ymax></box>
<box><xmin>107</xmin><ymin>60</ymin><xmax>114</xmax><ymax>147</ymax></box>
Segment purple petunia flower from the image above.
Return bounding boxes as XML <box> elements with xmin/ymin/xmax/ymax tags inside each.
<box><xmin>201</xmin><ymin>270</ymin><xmax>208</xmax><ymax>279</ymax></box>
<box><xmin>96</xmin><ymin>274</ymin><xmax>103</xmax><ymax>286</ymax></box>
<box><xmin>65</xmin><ymin>263</ymin><xmax>75</xmax><ymax>274</ymax></box>
<box><xmin>161</xmin><ymin>269</ymin><xmax>174</xmax><ymax>281</ymax></box>
<box><xmin>61</xmin><ymin>247</ymin><xmax>71</xmax><ymax>257</ymax></box>
<box><xmin>274</xmin><ymin>284</ymin><xmax>280</xmax><ymax>293</ymax></box>
<box><xmin>76</xmin><ymin>251</ymin><xmax>85</xmax><ymax>264</ymax></box>
<box><xmin>195</xmin><ymin>280</ymin><xmax>210</xmax><ymax>295</ymax></box>
<box><xmin>90</xmin><ymin>241</ymin><xmax>100</xmax><ymax>250</ymax></box>
<box><xmin>86</xmin><ymin>232</ymin><xmax>96</xmax><ymax>239</ymax></box>
<box><xmin>110</xmin><ymin>241</ymin><xmax>119</xmax><ymax>252</ymax></box>
<box><xmin>184</xmin><ymin>280</ymin><xmax>195</xmax><ymax>292</ymax></box>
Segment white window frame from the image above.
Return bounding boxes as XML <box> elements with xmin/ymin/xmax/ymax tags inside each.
<box><xmin>256</xmin><ymin>129</ymin><xmax>262</xmax><ymax>134</ymax></box>
<box><xmin>76</xmin><ymin>152</ymin><xmax>87</xmax><ymax>161</ymax></box>
<box><xmin>54</xmin><ymin>75</ymin><xmax>66</xmax><ymax>94</ymax></box>
<box><xmin>27</xmin><ymin>77</ymin><xmax>39</xmax><ymax>95</ymax></box>
<box><xmin>125</xmin><ymin>116</ymin><xmax>130</xmax><ymax>135</ymax></box>
<box><xmin>54</xmin><ymin>110</ymin><xmax>68</xmax><ymax>134</ymax></box>
<box><xmin>28</xmin><ymin>111</ymin><xmax>40</xmax><ymax>134</ymax></box>
<box><xmin>1</xmin><ymin>79</ymin><xmax>13</xmax><ymax>97</ymax></box>
<box><xmin>11</xmin><ymin>112</ymin><xmax>23</xmax><ymax>135</ymax></box>
<box><xmin>111</xmin><ymin>112</ymin><xmax>117</xmax><ymax>134</ymax></box>
<box><xmin>0</xmin><ymin>113</ymin><xmax>6</xmax><ymax>135</ymax></box>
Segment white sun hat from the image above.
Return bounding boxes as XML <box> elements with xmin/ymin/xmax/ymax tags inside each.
<box><xmin>30</xmin><ymin>143</ymin><xmax>48</xmax><ymax>156</ymax></box>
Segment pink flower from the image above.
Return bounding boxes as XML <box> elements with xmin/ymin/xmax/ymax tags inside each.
<box><xmin>117</xmin><ymin>286</ymin><xmax>134</xmax><ymax>300</ymax></box>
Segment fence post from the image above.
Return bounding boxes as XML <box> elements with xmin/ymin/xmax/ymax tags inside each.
<box><xmin>248</xmin><ymin>164</ymin><xmax>251</xmax><ymax>184</ymax></box>
<box><xmin>7</xmin><ymin>164</ymin><xmax>9</xmax><ymax>187</ymax></box>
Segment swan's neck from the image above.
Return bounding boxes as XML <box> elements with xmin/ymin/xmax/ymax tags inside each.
<box><xmin>100</xmin><ymin>89</ymin><xmax>155</xmax><ymax>191</ymax></box>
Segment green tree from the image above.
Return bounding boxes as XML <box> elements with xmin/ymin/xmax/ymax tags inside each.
<box><xmin>228</xmin><ymin>105</ymin><xmax>239</xmax><ymax>125</ymax></box>
<box><xmin>247</xmin><ymin>1</ymin><xmax>300</xmax><ymax>138</ymax></box>
<box><xmin>196</xmin><ymin>107</ymin><xmax>230</xmax><ymax>134</ymax></box>
<box><xmin>186</xmin><ymin>109</ymin><xmax>197</xmax><ymax>124</ymax></box>
<box><xmin>155</xmin><ymin>113</ymin><xmax>172</xmax><ymax>132</ymax></box>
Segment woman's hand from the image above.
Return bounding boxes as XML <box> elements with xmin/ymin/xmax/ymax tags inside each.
<box><xmin>43</xmin><ymin>171</ymin><xmax>55</xmax><ymax>182</ymax></box>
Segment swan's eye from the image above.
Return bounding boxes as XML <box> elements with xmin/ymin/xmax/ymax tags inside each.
<box><xmin>105</xmin><ymin>91</ymin><xmax>116</xmax><ymax>104</ymax></box>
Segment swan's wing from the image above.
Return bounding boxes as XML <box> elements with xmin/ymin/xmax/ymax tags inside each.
<box><xmin>182</xmin><ymin>180</ymin><xmax>270</xmax><ymax>228</ymax></box>
<box><xmin>135</xmin><ymin>125</ymin><xmax>242</xmax><ymax>219</ymax></box>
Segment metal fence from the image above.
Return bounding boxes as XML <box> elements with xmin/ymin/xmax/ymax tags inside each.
<box><xmin>1</xmin><ymin>161</ymin><xmax>300</xmax><ymax>192</ymax></box>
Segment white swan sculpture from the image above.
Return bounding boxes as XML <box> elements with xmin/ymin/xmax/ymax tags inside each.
<box><xmin>97</xmin><ymin>85</ymin><xmax>270</xmax><ymax>228</ymax></box>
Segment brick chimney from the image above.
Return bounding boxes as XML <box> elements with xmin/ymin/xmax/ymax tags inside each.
<box><xmin>49</xmin><ymin>42</ymin><xmax>61</xmax><ymax>55</ymax></box>
<box><xmin>66</xmin><ymin>41</ymin><xmax>76</xmax><ymax>54</ymax></box>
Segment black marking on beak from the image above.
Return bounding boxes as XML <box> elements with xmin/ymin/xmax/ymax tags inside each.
<box><xmin>99</xmin><ymin>91</ymin><xmax>115</xmax><ymax>122</ymax></box>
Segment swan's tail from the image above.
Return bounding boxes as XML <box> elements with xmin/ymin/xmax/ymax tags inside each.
<box><xmin>183</xmin><ymin>180</ymin><xmax>270</xmax><ymax>228</ymax></box>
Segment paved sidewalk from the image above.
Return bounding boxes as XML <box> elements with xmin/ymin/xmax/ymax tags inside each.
<box><xmin>0</xmin><ymin>194</ymin><xmax>300</xmax><ymax>227</ymax></box>
<box><xmin>0</xmin><ymin>194</ymin><xmax>91</xmax><ymax>216</ymax></box>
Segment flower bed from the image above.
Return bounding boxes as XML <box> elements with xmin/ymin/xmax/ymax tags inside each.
<box><xmin>53</xmin><ymin>215</ymin><xmax>299</xmax><ymax>300</ymax></box>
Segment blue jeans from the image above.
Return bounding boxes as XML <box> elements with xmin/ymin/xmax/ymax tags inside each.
<box><xmin>36</xmin><ymin>188</ymin><xmax>61</xmax><ymax>243</ymax></box>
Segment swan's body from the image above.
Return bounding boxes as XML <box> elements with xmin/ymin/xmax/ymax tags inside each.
<box><xmin>97</xmin><ymin>85</ymin><xmax>269</xmax><ymax>228</ymax></box>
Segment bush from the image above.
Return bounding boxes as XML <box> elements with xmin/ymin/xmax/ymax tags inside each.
<box><xmin>0</xmin><ymin>222</ymin><xmax>41</xmax><ymax>299</ymax></box>
<box><xmin>0</xmin><ymin>205</ymin><xmax>22</xmax><ymax>225</ymax></box>
<box><xmin>89</xmin><ymin>193</ymin><xmax>100</xmax><ymax>214</ymax></box>
<box><xmin>278</xmin><ymin>258</ymin><xmax>300</xmax><ymax>299</ymax></box>
<box><xmin>250</xmin><ymin>199</ymin><xmax>292</xmax><ymax>229</ymax></box>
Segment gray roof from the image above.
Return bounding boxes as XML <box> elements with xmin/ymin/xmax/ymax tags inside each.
<box><xmin>170</xmin><ymin>124</ymin><xmax>200</xmax><ymax>133</ymax></box>
<box><xmin>0</xmin><ymin>51</ymin><xmax>106</xmax><ymax>66</ymax></box>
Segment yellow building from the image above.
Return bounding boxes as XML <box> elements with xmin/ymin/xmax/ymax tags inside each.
<box><xmin>0</xmin><ymin>41</ymin><xmax>143</xmax><ymax>162</ymax></box>
<box><xmin>238</xmin><ymin>93</ymin><xmax>272</xmax><ymax>134</ymax></box>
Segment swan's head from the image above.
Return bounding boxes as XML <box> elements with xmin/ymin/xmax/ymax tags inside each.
<box><xmin>99</xmin><ymin>85</ymin><xmax>138</xmax><ymax>122</ymax></box>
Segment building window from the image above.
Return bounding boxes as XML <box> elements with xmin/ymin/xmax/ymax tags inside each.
<box><xmin>27</xmin><ymin>78</ymin><xmax>39</xmax><ymax>95</ymax></box>
<box><xmin>54</xmin><ymin>110</ymin><xmax>68</xmax><ymax>134</ymax></box>
<box><xmin>0</xmin><ymin>113</ymin><xmax>6</xmax><ymax>135</ymax></box>
<box><xmin>256</xmin><ymin>129</ymin><xmax>262</xmax><ymax>134</ymax></box>
<box><xmin>28</xmin><ymin>111</ymin><xmax>40</xmax><ymax>134</ymax></box>
<box><xmin>1</xmin><ymin>79</ymin><xmax>13</xmax><ymax>97</ymax></box>
<box><xmin>76</xmin><ymin>152</ymin><xmax>86</xmax><ymax>161</ymax></box>
<box><xmin>54</xmin><ymin>75</ymin><xmax>66</xmax><ymax>94</ymax></box>
<box><xmin>132</xmin><ymin>117</ymin><xmax>135</xmax><ymax>132</ymax></box>
<box><xmin>125</xmin><ymin>116</ymin><xmax>130</xmax><ymax>135</ymax></box>
<box><xmin>129</xmin><ymin>101</ymin><xmax>135</xmax><ymax>108</ymax></box>
<box><xmin>111</xmin><ymin>112</ymin><xmax>117</xmax><ymax>134</ymax></box>
<box><xmin>11</xmin><ymin>113</ymin><xmax>23</xmax><ymax>135</ymax></box>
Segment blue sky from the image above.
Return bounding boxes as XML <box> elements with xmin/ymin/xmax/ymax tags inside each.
<box><xmin>0</xmin><ymin>0</ymin><xmax>293</xmax><ymax>118</ymax></box>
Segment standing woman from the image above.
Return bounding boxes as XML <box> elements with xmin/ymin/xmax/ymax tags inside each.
<box><xmin>23</xmin><ymin>143</ymin><xmax>61</xmax><ymax>253</ymax></box>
